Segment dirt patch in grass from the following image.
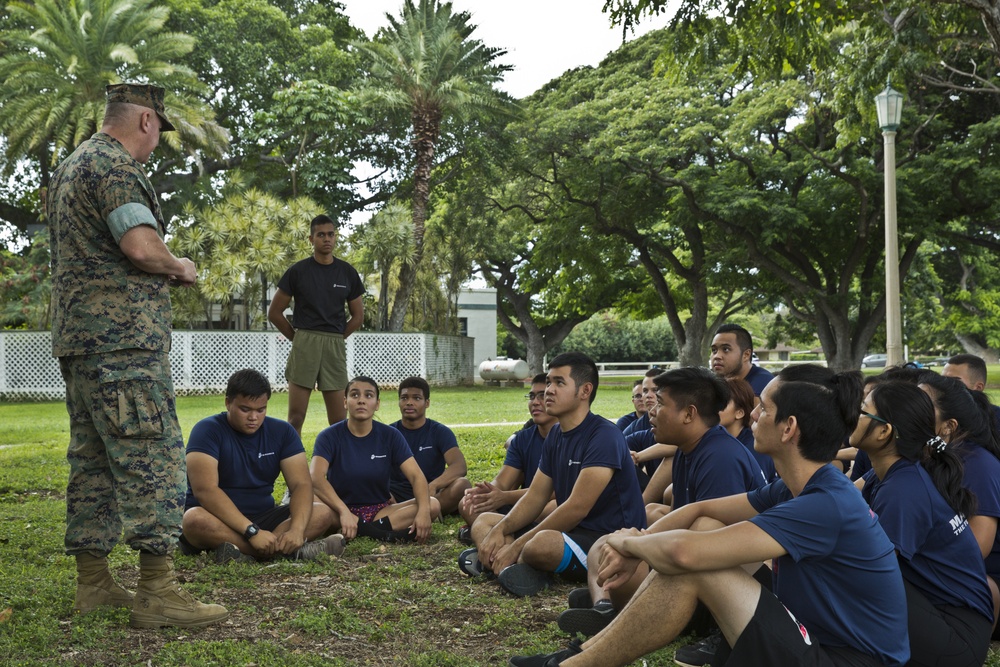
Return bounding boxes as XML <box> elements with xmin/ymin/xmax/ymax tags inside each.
<box><xmin>62</xmin><ymin>528</ymin><xmax>573</xmax><ymax>666</ymax></box>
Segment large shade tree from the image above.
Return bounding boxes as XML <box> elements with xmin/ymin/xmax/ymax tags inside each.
<box><xmin>354</xmin><ymin>0</ymin><xmax>515</xmax><ymax>331</ymax></box>
<box><xmin>0</xmin><ymin>0</ymin><xmax>226</xmax><ymax>199</ymax></box>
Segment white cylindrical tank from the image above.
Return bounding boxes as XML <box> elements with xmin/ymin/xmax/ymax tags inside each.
<box><xmin>479</xmin><ymin>358</ymin><xmax>530</xmax><ymax>381</ymax></box>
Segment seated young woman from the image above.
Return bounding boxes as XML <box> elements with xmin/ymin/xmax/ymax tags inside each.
<box><xmin>919</xmin><ymin>371</ymin><xmax>1000</xmax><ymax>633</ymax></box>
<box><xmin>853</xmin><ymin>380</ymin><xmax>993</xmax><ymax>666</ymax></box>
<box><xmin>722</xmin><ymin>376</ymin><xmax>777</xmax><ymax>483</ymax></box>
<box><xmin>310</xmin><ymin>376</ymin><xmax>440</xmax><ymax>543</ymax></box>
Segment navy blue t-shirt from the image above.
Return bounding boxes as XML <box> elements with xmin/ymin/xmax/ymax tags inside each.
<box><xmin>957</xmin><ymin>442</ymin><xmax>1000</xmax><ymax>578</ymax></box>
<box><xmin>625</xmin><ymin>428</ymin><xmax>660</xmax><ymax>477</ymax></box>
<box><xmin>622</xmin><ymin>413</ymin><xmax>650</xmax><ymax>438</ymax></box>
<box><xmin>736</xmin><ymin>426</ymin><xmax>777</xmax><ymax>483</ymax></box>
<box><xmin>850</xmin><ymin>449</ymin><xmax>873</xmax><ymax>481</ymax></box>
<box><xmin>185</xmin><ymin>413</ymin><xmax>305</xmax><ymax>516</ymax></box>
<box><xmin>862</xmin><ymin>460</ymin><xmax>992</xmax><ymax>620</ymax></box>
<box><xmin>672</xmin><ymin>425</ymin><xmax>766</xmax><ymax>509</ymax></box>
<box><xmin>313</xmin><ymin>421</ymin><xmax>414</xmax><ymax>506</ymax></box>
<box><xmin>276</xmin><ymin>256</ymin><xmax>364</xmax><ymax>333</ymax></box>
<box><xmin>504</xmin><ymin>425</ymin><xmax>546</xmax><ymax>488</ymax></box>
<box><xmin>390</xmin><ymin>418</ymin><xmax>459</xmax><ymax>499</ymax></box>
<box><xmin>616</xmin><ymin>412</ymin><xmax>639</xmax><ymax>432</ymax></box>
<box><xmin>749</xmin><ymin>465</ymin><xmax>909</xmax><ymax>666</ymax></box>
<box><xmin>743</xmin><ymin>364</ymin><xmax>775</xmax><ymax>396</ymax></box>
<box><xmin>537</xmin><ymin>411</ymin><xmax>646</xmax><ymax>534</ymax></box>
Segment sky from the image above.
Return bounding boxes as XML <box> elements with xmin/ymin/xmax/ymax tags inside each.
<box><xmin>337</xmin><ymin>0</ymin><xmax>672</xmax><ymax>99</ymax></box>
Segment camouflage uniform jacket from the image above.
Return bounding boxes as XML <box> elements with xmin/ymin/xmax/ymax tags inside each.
<box><xmin>47</xmin><ymin>133</ymin><xmax>172</xmax><ymax>357</ymax></box>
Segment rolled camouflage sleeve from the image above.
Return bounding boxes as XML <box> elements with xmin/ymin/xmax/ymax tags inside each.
<box><xmin>99</xmin><ymin>164</ymin><xmax>160</xmax><ymax>243</ymax></box>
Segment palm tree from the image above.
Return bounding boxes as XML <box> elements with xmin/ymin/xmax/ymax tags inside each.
<box><xmin>355</xmin><ymin>0</ymin><xmax>514</xmax><ymax>331</ymax></box>
<box><xmin>351</xmin><ymin>201</ymin><xmax>417</xmax><ymax>331</ymax></box>
<box><xmin>0</xmin><ymin>0</ymin><xmax>227</xmax><ymax>173</ymax></box>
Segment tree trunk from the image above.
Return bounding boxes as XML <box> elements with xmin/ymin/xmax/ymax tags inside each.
<box><xmin>379</xmin><ymin>267</ymin><xmax>390</xmax><ymax>331</ymax></box>
<box><xmin>387</xmin><ymin>109</ymin><xmax>442</xmax><ymax>332</ymax></box>
<box><xmin>956</xmin><ymin>334</ymin><xmax>1000</xmax><ymax>364</ymax></box>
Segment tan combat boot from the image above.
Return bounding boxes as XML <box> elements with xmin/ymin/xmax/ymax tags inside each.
<box><xmin>74</xmin><ymin>552</ymin><xmax>134</xmax><ymax>613</ymax></box>
<box><xmin>129</xmin><ymin>553</ymin><xmax>229</xmax><ymax>629</ymax></box>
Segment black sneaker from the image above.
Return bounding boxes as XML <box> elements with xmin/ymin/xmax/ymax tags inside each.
<box><xmin>557</xmin><ymin>603</ymin><xmax>616</xmax><ymax>636</ymax></box>
<box><xmin>567</xmin><ymin>587</ymin><xmax>592</xmax><ymax>609</ymax></box>
<box><xmin>457</xmin><ymin>525</ymin><xmax>473</xmax><ymax>545</ymax></box>
<box><xmin>509</xmin><ymin>638</ymin><xmax>583</xmax><ymax>666</ymax></box>
<box><xmin>214</xmin><ymin>542</ymin><xmax>256</xmax><ymax>565</ymax></box>
<box><xmin>674</xmin><ymin>630</ymin><xmax>722</xmax><ymax>667</ymax></box>
<box><xmin>498</xmin><ymin>563</ymin><xmax>552</xmax><ymax>597</ymax></box>
<box><xmin>177</xmin><ymin>534</ymin><xmax>201</xmax><ymax>556</ymax></box>
<box><xmin>458</xmin><ymin>547</ymin><xmax>485</xmax><ymax>577</ymax></box>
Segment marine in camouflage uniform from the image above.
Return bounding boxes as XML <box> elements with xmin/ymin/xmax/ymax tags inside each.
<box><xmin>48</xmin><ymin>83</ymin><xmax>226</xmax><ymax>627</ymax></box>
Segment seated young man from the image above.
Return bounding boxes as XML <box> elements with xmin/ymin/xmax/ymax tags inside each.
<box><xmin>181</xmin><ymin>369</ymin><xmax>343</xmax><ymax>563</ymax></box>
<box><xmin>558</xmin><ymin>367</ymin><xmax>766</xmax><ymax>637</ymax></box>
<box><xmin>511</xmin><ymin>366</ymin><xmax>910</xmax><ymax>667</ymax></box>
<box><xmin>616</xmin><ymin>380</ymin><xmax>646</xmax><ymax>431</ymax></box>
<box><xmin>621</xmin><ymin>369</ymin><xmax>661</xmax><ymax>437</ymax></box>
<box><xmin>458</xmin><ymin>374</ymin><xmax>557</xmax><ymax>538</ymax></box>
<box><xmin>459</xmin><ymin>352</ymin><xmax>646</xmax><ymax>597</ymax></box>
<box><xmin>390</xmin><ymin>376</ymin><xmax>471</xmax><ymax>515</ymax></box>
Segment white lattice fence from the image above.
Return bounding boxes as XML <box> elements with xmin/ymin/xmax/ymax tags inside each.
<box><xmin>0</xmin><ymin>331</ymin><xmax>474</xmax><ymax>402</ymax></box>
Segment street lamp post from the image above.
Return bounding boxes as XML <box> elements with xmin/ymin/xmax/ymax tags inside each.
<box><xmin>875</xmin><ymin>83</ymin><xmax>904</xmax><ymax>367</ymax></box>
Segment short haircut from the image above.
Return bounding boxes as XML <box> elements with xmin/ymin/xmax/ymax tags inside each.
<box><xmin>632</xmin><ymin>379</ymin><xmax>643</xmax><ymax>389</ymax></box>
<box><xmin>644</xmin><ymin>367</ymin><xmax>662</xmax><ymax>378</ymax></box>
<box><xmin>346</xmin><ymin>375</ymin><xmax>380</xmax><ymax>399</ymax></box>
<box><xmin>716</xmin><ymin>323</ymin><xmax>753</xmax><ymax>353</ymax></box>
<box><xmin>398</xmin><ymin>376</ymin><xmax>430</xmax><ymax>399</ymax></box>
<box><xmin>653</xmin><ymin>366</ymin><xmax>730</xmax><ymax>428</ymax></box>
<box><xmin>226</xmin><ymin>368</ymin><xmax>272</xmax><ymax>400</ymax></box>
<box><xmin>533</xmin><ymin>373</ymin><xmax>548</xmax><ymax>385</ymax></box>
<box><xmin>725</xmin><ymin>377</ymin><xmax>756</xmax><ymax>429</ymax></box>
<box><xmin>773</xmin><ymin>364</ymin><xmax>864</xmax><ymax>462</ymax></box>
<box><xmin>548</xmin><ymin>351</ymin><xmax>599</xmax><ymax>405</ymax></box>
<box><xmin>310</xmin><ymin>214</ymin><xmax>337</xmax><ymax>233</ymax></box>
<box><xmin>103</xmin><ymin>102</ymin><xmax>139</xmax><ymax>127</ymax></box>
<box><xmin>948</xmin><ymin>353</ymin><xmax>988</xmax><ymax>385</ymax></box>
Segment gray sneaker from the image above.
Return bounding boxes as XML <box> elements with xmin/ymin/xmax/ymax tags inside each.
<box><xmin>294</xmin><ymin>534</ymin><xmax>347</xmax><ymax>561</ymax></box>
<box><xmin>458</xmin><ymin>547</ymin><xmax>485</xmax><ymax>577</ymax></box>
<box><xmin>214</xmin><ymin>542</ymin><xmax>256</xmax><ymax>565</ymax></box>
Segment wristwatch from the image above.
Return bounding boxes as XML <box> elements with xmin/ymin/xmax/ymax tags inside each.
<box><xmin>243</xmin><ymin>523</ymin><xmax>260</xmax><ymax>540</ymax></box>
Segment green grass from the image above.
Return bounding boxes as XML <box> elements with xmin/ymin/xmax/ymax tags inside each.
<box><xmin>3</xmin><ymin>380</ymin><xmax>1000</xmax><ymax>665</ymax></box>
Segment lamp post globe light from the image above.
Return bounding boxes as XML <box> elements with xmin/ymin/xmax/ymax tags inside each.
<box><xmin>875</xmin><ymin>82</ymin><xmax>904</xmax><ymax>368</ymax></box>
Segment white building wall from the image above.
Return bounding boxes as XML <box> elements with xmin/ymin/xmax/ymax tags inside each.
<box><xmin>457</xmin><ymin>288</ymin><xmax>497</xmax><ymax>369</ymax></box>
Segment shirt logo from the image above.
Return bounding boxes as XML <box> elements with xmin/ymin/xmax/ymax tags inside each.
<box><xmin>371</xmin><ymin>454</ymin><xmax>387</xmax><ymax>460</ymax></box>
<box><xmin>950</xmin><ymin>513</ymin><xmax>969</xmax><ymax>536</ymax></box>
<box><xmin>418</xmin><ymin>446</ymin><xmax>433</xmax><ymax>452</ymax></box>
<box><xmin>567</xmin><ymin>459</ymin><xmax>581</xmax><ymax>466</ymax></box>
<box><xmin>333</xmin><ymin>283</ymin><xmax>348</xmax><ymax>289</ymax></box>
<box><xmin>258</xmin><ymin>452</ymin><xmax>275</xmax><ymax>459</ymax></box>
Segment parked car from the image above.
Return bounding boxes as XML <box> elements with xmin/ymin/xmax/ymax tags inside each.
<box><xmin>861</xmin><ymin>353</ymin><xmax>888</xmax><ymax>368</ymax></box>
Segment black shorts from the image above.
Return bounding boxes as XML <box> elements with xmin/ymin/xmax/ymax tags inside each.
<box><xmin>389</xmin><ymin>479</ymin><xmax>414</xmax><ymax>503</ymax></box>
<box><xmin>712</xmin><ymin>588</ymin><xmax>882</xmax><ymax>667</ymax></box>
<box><xmin>251</xmin><ymin>504</ymin><xmax>292</xmax><ymax>532</ymax></box>
<box><xmin>555</xmin><ymin>528</ymin><xmax>605</xmax><ymax>582</ymax></box>
<box><xmin>903</xmin><ymin>578</ymin><xmax>991</xmax><ymax>667</ymax></box>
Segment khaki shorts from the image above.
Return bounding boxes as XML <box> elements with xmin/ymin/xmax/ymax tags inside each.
<box><xmin>285</xmin><ymin>329</ymin><xmax>348</xmax><ymax>392</ymax></box>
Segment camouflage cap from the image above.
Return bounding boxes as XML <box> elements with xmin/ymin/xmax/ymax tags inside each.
<box><xmin>105</xmin><ymin>83</ymin><xmax>176</xmax><ymax>132</ymax></box>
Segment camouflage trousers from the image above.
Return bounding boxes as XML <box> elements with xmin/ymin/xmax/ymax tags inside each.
<box><xmin>59</xmin><ymin>349</ymin><xmax>185</xmax><ymax>557</ymax></box>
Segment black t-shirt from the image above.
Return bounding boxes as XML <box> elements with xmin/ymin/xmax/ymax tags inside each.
<box><xmin>276</xmin><ymin>257</ymin><xmax>364</xmax><ymax>334</ymax></box>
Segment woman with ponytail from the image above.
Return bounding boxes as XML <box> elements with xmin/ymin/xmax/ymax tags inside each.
<box><xmin>852</xmin><ymin>381</ymin><xmax>991</xmax><ymax>666</ymax></box>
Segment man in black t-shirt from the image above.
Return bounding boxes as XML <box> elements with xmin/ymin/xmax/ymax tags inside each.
<box><xmin>268</xmin><ymin>215</ymin><xmax>364</xmax><ymax>435</ymax></box>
